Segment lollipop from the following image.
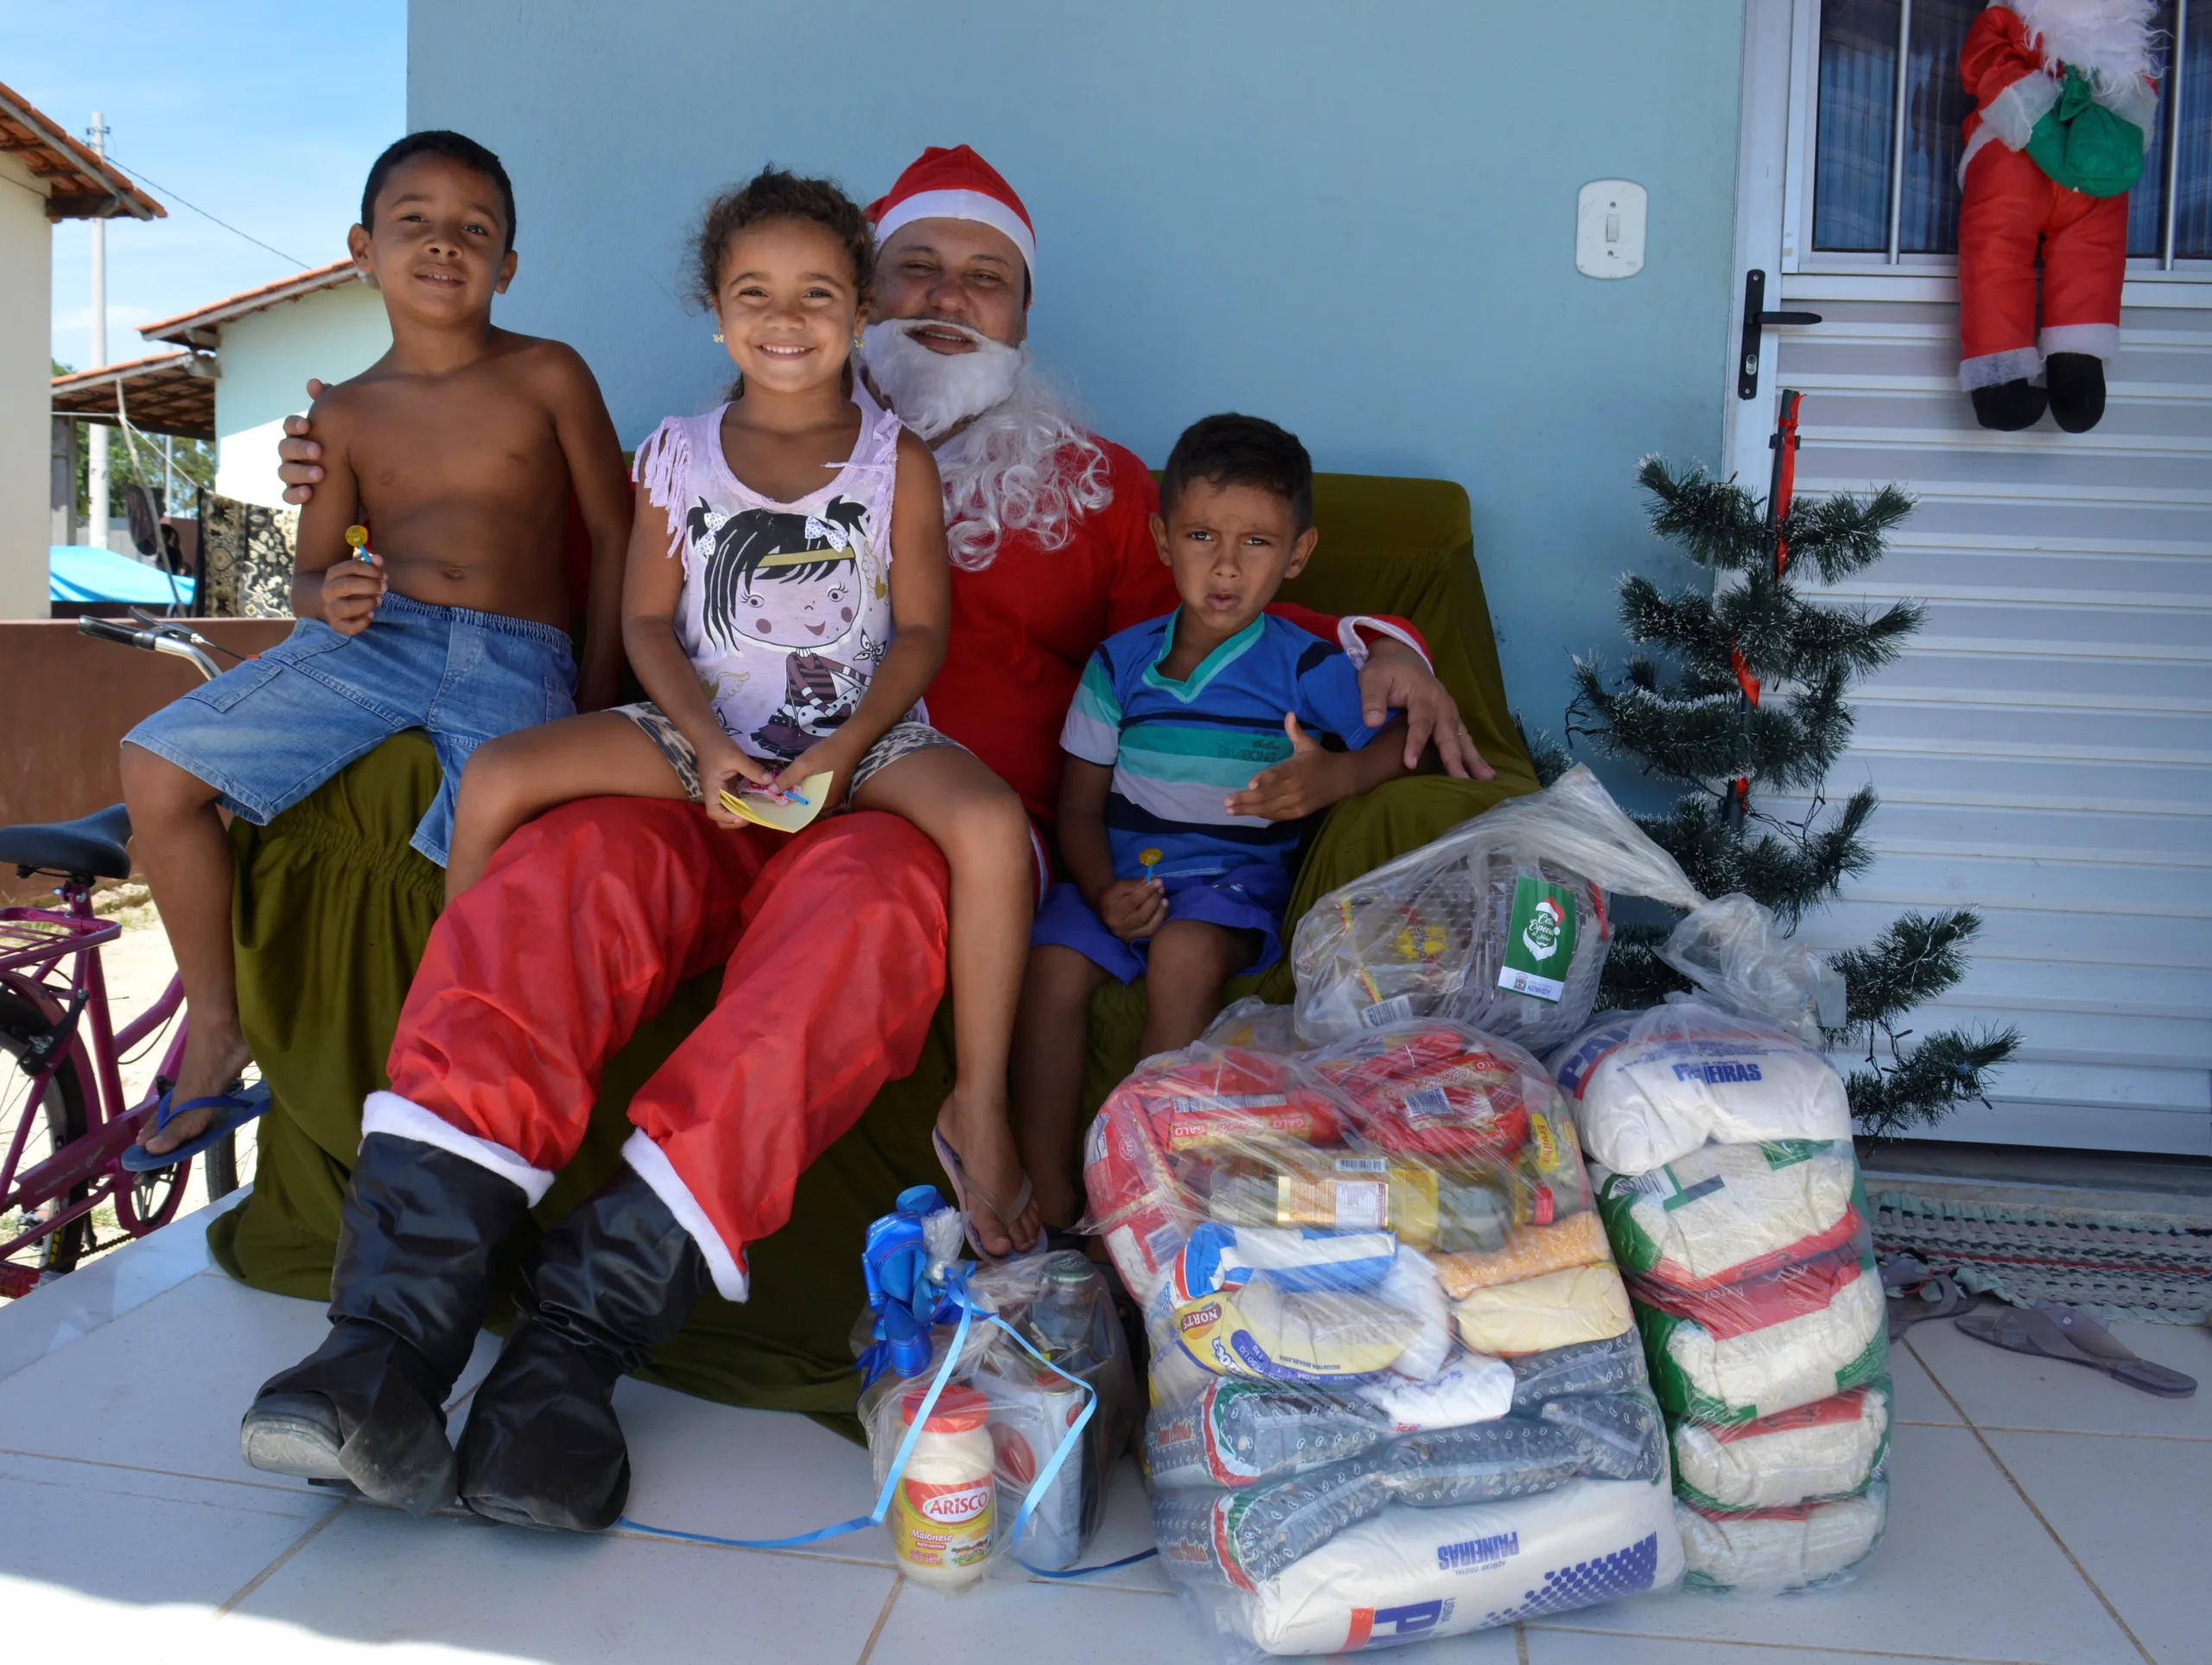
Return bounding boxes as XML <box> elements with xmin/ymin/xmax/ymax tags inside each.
<box><xmin>344</xmin><ymin>524</ymin><xmax>373</xmax><ymax>562</ymax></box>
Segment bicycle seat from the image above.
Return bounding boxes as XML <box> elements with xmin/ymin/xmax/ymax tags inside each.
<box><xmin>0</xmin><ymin>804</ymin><xmax>133</xmax><ymax>880</ymax></box>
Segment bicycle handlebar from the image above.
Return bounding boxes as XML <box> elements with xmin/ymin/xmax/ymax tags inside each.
<box><xmin>75</xmin><ymin>614</ymin><xmax>147</xmax><ymax>647</ymax></box>
<box><xmin>75</xmin><ymin>614</ymin><xmax>222</xmax><ymax>683</ymax></box>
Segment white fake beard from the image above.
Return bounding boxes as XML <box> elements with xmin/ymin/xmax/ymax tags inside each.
<box><xmin>858</xmin><ymin>319</ymin><xmax>1026</xmax><ymax>441</ymax></box>
<box><xmin>861</xmin><ymin>319</ymin><xmax>1115</xmax><ymax>571</ymax></box>
<box><xmin>2008</xmin><ymin>0</ymin><xmax>2156</xmax><ymax>86</ymax></box>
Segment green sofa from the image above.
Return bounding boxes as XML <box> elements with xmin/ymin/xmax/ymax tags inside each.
<box><xmin>207</xmin><ymin>472</ymin><xmax>1538</xmax><ymax>1417</ymax></box>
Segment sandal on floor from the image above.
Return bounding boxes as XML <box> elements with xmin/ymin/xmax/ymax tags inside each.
<box><xmin>121</xmin><ymin>1080</ymin><xmax>270</xmax><ymax>1173</ymax></box>
<box><xmin>1955</xmin><ymin>1300</ymin><xmax>2197</xmax><ymax>1398</ymax></box>
<box><xmin>1881</xmin><ymin>1253</ymin><xmax>1977</xmax><ymax>1339</ymax></box>
<box><xmin>931</xmin><ymin>1127</ymin><xmax>1035</xmax><ymax>1261</ymax></box>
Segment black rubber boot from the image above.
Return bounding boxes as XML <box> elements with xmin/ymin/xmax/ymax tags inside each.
<box><xmin>240</xmin><ymin>1134</ymin><xmax>530</xmax><ymax>1516</ymax></box>
<box><xmin>1971</xmin><ymin>378</ymin><xmax>2048</xmax><ymax>430</ymax></box>
<box><xmin>456</xmin><ymin>1165</ymin><xmax>710</xmax><ymax>1532</ymax></box>
<box><xmin>2045</xmin><ymin>353</ymin><xmax>2107</xmax><ymax>432</ymax></box>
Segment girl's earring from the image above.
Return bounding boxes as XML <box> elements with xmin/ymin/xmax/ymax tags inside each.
<box><xmin>713</xmin><ymin>331</ymin><xmax>725</xmax><ymax>343</ymax></box>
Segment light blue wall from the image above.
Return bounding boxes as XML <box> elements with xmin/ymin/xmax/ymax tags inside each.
<box><xmin>410</xmin><ymin>0</ymin><xmax>1744</xmax><ymax>734</ymax></box>
<box><xmin>213</xmin><ymin>281</ymin><xmax>391</xmax><ymax>507</ymax></box>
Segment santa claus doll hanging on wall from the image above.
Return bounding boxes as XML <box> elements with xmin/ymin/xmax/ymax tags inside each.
<box><xmin>1956</xmin><ymin>0</ymin><xmax>2158</xmax><ymax>432</ymax></box>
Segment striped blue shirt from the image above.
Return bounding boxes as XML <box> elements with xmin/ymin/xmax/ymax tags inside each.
<box><xmin>1060</xmin><ymin>611</ymin><xmax>1382</xmax><ymax>880</ymax></box>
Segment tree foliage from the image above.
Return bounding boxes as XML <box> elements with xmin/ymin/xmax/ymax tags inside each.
<box><xmin>1561</xmin><ymin>454</ymin><xmax>2018</xmax><ymax>1132</ymax></box>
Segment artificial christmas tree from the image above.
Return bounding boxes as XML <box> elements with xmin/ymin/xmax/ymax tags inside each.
<box><xmin>1548</xmin><ymin>392</ymin><xmax>2018</xmax><ymax>1134</ymax></box>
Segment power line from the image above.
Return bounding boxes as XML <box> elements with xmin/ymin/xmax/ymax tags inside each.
<box><xmin>99</xmin><ymin>150</ymin><xmax>312</xmax><ymax>270</ymax></box>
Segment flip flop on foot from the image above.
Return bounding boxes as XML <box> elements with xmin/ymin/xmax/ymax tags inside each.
<box><xmin>123</xmin><ymin>1081</ymin><xmax>271</xmax><ymax>1173</ymax></box>
<box><xmin>1955</xmin><ymin>1300</ymin><xmax>2196</xmax><ymax>1398</ymax></box>
<box><xmin>931</xmin><ymin>1127</ymin><xmax>1037</xmax><ymax>1261</ymax></box>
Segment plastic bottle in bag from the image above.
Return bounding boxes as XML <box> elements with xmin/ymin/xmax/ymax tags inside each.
<box><xmin>974</xmin><ymin>1355</ymin><xmax>1090</xmax><ymax>1572</ymax></box>
<box><xmin>886</xmin><ymin>1384</ymin><xmax>996</xmax><ymax>1589</ymax></box>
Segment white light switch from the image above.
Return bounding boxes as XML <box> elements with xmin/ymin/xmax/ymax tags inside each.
<box><xmin>1576</xmin><ymin>180</ymin><xmax>1646</xmax><ymax>278</ymax></box>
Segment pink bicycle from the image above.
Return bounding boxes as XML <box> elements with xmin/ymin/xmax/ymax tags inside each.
<box><xmin>0</xmin><ymin>615</ymin><xmax>267</xmax><ymax>1298</ymax></box>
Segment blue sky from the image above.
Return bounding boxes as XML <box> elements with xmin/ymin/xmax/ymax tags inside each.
<box><xmin>21</xmin><ymin>1</ymin><xmax>405</xmax><ymax>372</ymax></box>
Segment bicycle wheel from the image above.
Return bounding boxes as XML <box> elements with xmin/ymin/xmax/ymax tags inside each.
<box><xmin>206</xmin><ymin>1132</ymin><xmax>238</xmax><ymax>1198</ymax></box>
<box><xmin>113</xmin><ymin>1134</ymin><xmax>189</xmax><ymax>1236</ymax></box>
<box><xmin>0</xmin><ymin>988</ymin><xmax>94</xmax><ymax>1276</ymax></box>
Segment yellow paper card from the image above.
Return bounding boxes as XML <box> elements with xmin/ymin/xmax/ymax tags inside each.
<box><xmin>717</xmin><ymin>771</ymin><xmax>834</xmax><ymax>834</ymax></box>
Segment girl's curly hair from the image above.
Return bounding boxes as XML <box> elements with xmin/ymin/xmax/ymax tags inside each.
<box><xmin>691</xmin><ymin>167</ymin><xmax>874</xmax><ymax>306</ymax></box>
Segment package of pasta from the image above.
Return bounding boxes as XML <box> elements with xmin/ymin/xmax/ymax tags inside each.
<box><xmin>1082</xmin><ymin>1045</ymin><xmax>1343</xmax><ymax>1308</ymax></box>
<box><xmin>1289</xmin><ymin>766</ymin><xmax>1703</xmax><ymax>1052</ymax></box>
<box><xmin>1089</xmin><ymin>1030</ymin><xmax>1687</xmax><ymax>1655</ymax></box>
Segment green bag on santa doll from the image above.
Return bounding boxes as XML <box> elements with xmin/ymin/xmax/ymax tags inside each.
<box><xmin>2026</xmin><ymin>66</ymin><xmax>2146</xmax><ymax>198</ymax></box>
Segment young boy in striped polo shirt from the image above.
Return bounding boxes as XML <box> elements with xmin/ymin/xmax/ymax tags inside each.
<box><xmin>1010</xmin><ymin>413</ymin><xmax>1418</xmax><ymax>1225</ymax></box>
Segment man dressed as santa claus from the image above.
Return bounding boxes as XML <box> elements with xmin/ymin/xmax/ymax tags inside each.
<box><xmin>243</xmin><ymin>146</ymin><xmax>1485</xmax><ymax>1532</ymax></box>
<box><xmin>1956</xmin><ymin>0</ymin><xmax>2158</xmax><ymax>431</ymax></box>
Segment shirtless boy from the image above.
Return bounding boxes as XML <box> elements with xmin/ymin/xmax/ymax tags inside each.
<box><xmin>119</xmin><ymin>130</ymin><xmax>632</xmax><ymax>1163</ymax></box>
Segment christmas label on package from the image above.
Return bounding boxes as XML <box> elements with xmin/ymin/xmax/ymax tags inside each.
<box><xmin>1497</xmin><ymin>878</ymin><xmax>1578</xmax><ymax>1003</ymax></box>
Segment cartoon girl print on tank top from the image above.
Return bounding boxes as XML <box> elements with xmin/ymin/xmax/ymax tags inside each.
<box><xmin>632</xmin><ymin>380</ymin><xmax>911</xmax><ymax>764</ymax></box>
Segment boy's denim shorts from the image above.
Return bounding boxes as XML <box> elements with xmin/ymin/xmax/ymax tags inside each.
<box><xmin>124</xmin><ymin>589</ymin><xmax>575</xmax><ymax>867</ymax></box>
<box><xmin>1030</xmin><ymin>862</ymin><xmax>1293</xmax><ymax>985</ymax></box>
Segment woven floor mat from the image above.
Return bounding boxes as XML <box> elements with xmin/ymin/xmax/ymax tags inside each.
<box><xmin>1872</xmin><ymin>1190</ymin><xmax>2212</xmax><ymax>1325</ymax></box>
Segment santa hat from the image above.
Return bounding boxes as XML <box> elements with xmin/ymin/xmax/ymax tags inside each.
<box><xmin>868</xmin><ymin>145</ymin><xmax>1036</xmax><ymax>278</ymax></box>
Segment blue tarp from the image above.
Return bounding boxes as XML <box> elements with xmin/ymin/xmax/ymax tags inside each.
<box><xmin>50</xmin><ymin>544</ymin><xmax>190</xmax><ymax>606</ymax></box>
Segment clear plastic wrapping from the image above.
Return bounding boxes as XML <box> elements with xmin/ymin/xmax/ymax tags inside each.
<box><xmin>1087</xmin><ymin>1026</ymin><xmax>1681</xmax><ymax>1655</ymax></box>
<box><xmin>1677</xmin><ymin>1479</ymin><xmax>1889</xmax><ymax>1593</ymax></box>
<box><xmin>858</xmin><ymin>1250</ymin><xmax>1139</xmax><ymax>1579</ymax></box>
<box><xmin>1550</xmin><ymin>937</ymin><xmax>1892</xmax><ymax>1596</ymax></box>
<box><xmin>1288</xmin><ymin>766</ymin><xmax>1702</xmax><ymax>1051</ymax></box>
<box><xmin>1552</xmin><ymin>998</ymin><xmax>1854</xmax><ymax>1176</ymax></box>
<box><xmin>1669</xmin><ymin>1379</ymin><xmax>1891</xmax><ymax>1512</ymax></box>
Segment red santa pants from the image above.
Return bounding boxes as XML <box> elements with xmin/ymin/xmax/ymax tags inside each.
<box><xmin>362</xmin><ymin>798</ymin><xmax>950</xmax><ymax>1301</ymax></box>
<box><xmin>1957</xmin><ymin>141</ymin><xmax>2127</xmax><ymax>391</ymax></box>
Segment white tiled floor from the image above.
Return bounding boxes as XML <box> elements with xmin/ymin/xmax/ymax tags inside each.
<box><xmin>3</xmin><ymin>1202</ymin><xmax>2206</xmax><ymax>1664</ymax></box>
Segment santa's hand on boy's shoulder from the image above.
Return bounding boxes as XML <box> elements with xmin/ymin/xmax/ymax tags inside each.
<box><xmin>1097</xmin><ymin>878</ymin><xmax>1166</xmax><ymax>944</ymax></box>
<box><xmin>699</xmin><ymin>737</ymin><xmax>778</xmax><ymax>829</ymax></box>
<box><xmin>1225</xmin><ymin>714</ymin><xmax>1351</xmax><ymax>821</ymax></box>
<box><xmin>276</xmin><ymin>378</ymin><xmax>332</xmax><ymax>505</ymax></box>
<box><xmin>320</xmin><ymin>553</ymin><xmax>385</xmax><ymax>636</ymax></box>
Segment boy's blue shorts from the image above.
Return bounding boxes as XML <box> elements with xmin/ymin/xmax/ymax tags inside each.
<box><xmin>1030</xmin><ymin>863</ymin><xmax>1293</xmax><ymax>984</ymax></box>
<box><xmin>124</xmin><ymin>589</ymin><xmax>575</xmax><ymax>867</ymax></box>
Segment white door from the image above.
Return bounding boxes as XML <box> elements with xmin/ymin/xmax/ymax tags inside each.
<box><xmin>1728</xmin><ymin>0</ymin><xmax>2212</xmax><ymax>1153</ymax></box>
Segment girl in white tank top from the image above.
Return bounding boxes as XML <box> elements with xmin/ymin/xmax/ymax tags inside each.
<box><xmin>628</xmin><ymin>379</ymin><xmax>908</xmax><ymax>768</ymax></box>
<box><xmin>443</xmin><ymin>169</ymin><xmax>1041</xmax><ymax>1259</ymax></box>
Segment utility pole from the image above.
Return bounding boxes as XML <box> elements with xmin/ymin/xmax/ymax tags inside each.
<box><xmin>86</xmin><ymin>111</ymin><xmax>111</xmax><ymax>550</ymax></box>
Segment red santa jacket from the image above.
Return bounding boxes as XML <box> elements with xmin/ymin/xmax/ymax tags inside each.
<box><xmin>1959</xmin><ymin>1</ymin><xmax>2157</xmax><ymax>181</ymax></box>
<box><xmin>925</xmin><ymin>437</ymin><xmax>1423</xmax><ymax>829</ymax></box>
